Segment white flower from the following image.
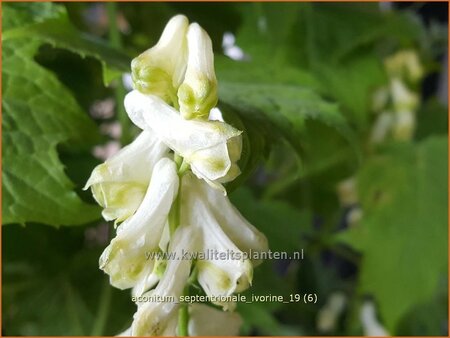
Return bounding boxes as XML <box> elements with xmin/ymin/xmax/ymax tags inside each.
<box><xmin>188</xmin><ymin>303</ymin><xmax>242</xmax><ymax>336</ymax></box>
<box><xmin>181</xmin><ymin>173</ymin><xmax>268</xmax><ymax>309</ymax></box>
<box><xmin>121</xmin><ymin>303</ymin><xmax>242</xmax><ymax>336</ymax></box>
<box><xmin>194</xmin><ymin>174</ymin><xmax>268</xmax><ymax>264</ymax></box>
<box><xmin>317</xmin><ymin>292</ymin><xmax>347</xmax><ymax>333</ymax></box>
<box><xmin>369</xmin><ymin>112</ymin><xmax>394</xmax><ymax>144</ymax></box>
<box><xmin>131</xmin><ymin>225</ymin><xmax>200</xmax><ymax>336</ymax></box>
<box><xmin>99</xmin><ymin>158</ymin><xmax>179</xmax><ymax>290</ymax></box>
<box><xmin>178</xmin><ymin>23</ymin><xmax>218</xmax><ymax>120</ymax></box>
<box><xmin>336</xmin><ymin>177</ymin><xmax>358</xmax><ymax>207</ymax></box>
<box><xmin>131</xmin><ymin>15</ymin><xmax>188</xmax><ymax>103</ymax></box>
<box><xmin>84</xmin><ymin>130</ymin><xmax>168</xmax><ymax>223</ymax></box>
<box><xmin>125</xmin><ymin>90</ymin><xmax>242</xmax><ymax>192</ymax></box>
<box><xmin>390</xmin><ymin>78</ymin><xmax>419</xmax><ymax>112</ymax></box>
<box><xmin>360</xmin><ymin>301</ymin><xmax>389</xmax><ymax>337</ymax></box>
<box><xmin>384</xmin><ymin>50</ymin><xmax>423</xmax><ymax>83</ymax></box>
<box><xmin>393</xmin><ymin>109</ymin><xmax>415</xmax><ymax>141</ymax></box>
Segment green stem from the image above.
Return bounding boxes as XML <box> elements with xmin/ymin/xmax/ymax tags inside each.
<box><xmin>177</xmin><ymin>286</ymin><xmax>190</xmax><ymax>336</ymax></box>
<box><xmin>90</xmin><ymin>278</ymin><xmax>113</xmax><ymax>335</ymax></box>
<box><xmin>169</xmin><ymin>154</ymin><xmax>184</xmax><ymax>236</ymax></box>
<box><xmin>178</xmin><ymin>160</ymin><xmax>190</xmax><ymax>175</ymax></box>
<box><xmin>168</xmin><ymin>183</ymin><xmax>181</xmax><ymax>236</ymax></box>
<box><xmin>169</xmin><ymin>89</ymin><xmax>180</xmax><ymax>111</ymax></box>
<box><xmin>106</xmin><ymin>2</ymin><xmax>131</xmax><ymax>145</ymax></box>
<box><xmin>91</xmin><ymin>225</ymin><xmax>114</xmax><ymax>335</ymax></box>
<box><xmin>169</xmin><ymin>154</ymin><xmax>191</xmax><ymax>336</ymax></box>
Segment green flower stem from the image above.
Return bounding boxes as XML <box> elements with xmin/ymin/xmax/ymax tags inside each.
<box><xmin>178</xmin><ymin>159</ymin><xmax>190</xmax><ymax>175</ymax></box>
<box><xmin>90</xmin><ymin>277</ymin><xmax>112</xmax><ymax>335</ymax></box>
<box><xmin>169</xmin><ymin>89</ymin><xmax>180</xmax><ymax>111</ymax></box>
<box><xmin>106</xmin><ymin>2</ymin><xmax>131</xmax><ymax>145</ymax></box>
<box><xmin>168</xmin><ymin>183</ymin><xmax>181</xmax><ymax>236</ymax></box>
<box><xmin>168</xmin><ymin>154</ymin><xmax>191</xmax><ymax>336</ymax></box>
<box><xmin>169</xmin><ymin>155</ymin><xmax>191</xmax><ymax>236</ymax></box>
<box><xmin>174</xmin><ymin>153</ymin><xmax>183</xmax><ymax>167</ymax></box>
<box><xmin>91</xmin><ymin>224</ymin><xmax>114</xmax><ymax>335</ymax></box>
<box><xmin>178</xmin><ymin>286</ymin><xmax>190</xmax><ymax>336</ymax></box>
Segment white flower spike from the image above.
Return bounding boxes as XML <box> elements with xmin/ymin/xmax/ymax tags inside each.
<box><xmin>88</xmin><ymin>14</ymin><xmax>268</xmax><ymax>337</ymax></box>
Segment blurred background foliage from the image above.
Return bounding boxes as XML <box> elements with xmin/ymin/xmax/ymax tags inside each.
<box><xmin>2</xmin><ymin>2</ymin><xmax>448</xmax><ymax>336</ymax></box>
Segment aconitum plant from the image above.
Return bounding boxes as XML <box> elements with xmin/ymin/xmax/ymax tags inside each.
<box><xmin>85</xmin><ymin>15</ymin><xmax>268</xmax><ymax>336</ymax></box>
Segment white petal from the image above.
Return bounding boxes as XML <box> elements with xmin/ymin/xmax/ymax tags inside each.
<box><xmin>131</xmin><ymin>15</ymin><xmax>188</xmax><ymax>101</ymax></box>
<box><xmin>132</xmin><ymin>269</ymin><xmax>160</xmax><ymax>298</ymax></box>
<box><xmin>131</xmin><ymin>225</ymin><xmax>200</xmax><ymax>336</ymax></box>
<box><xmin>196</xmin><ymin>177</ymin><xmax>268</xmax><ymax>265</ymax></box>
<box><xmin>125</xmin><ymin>90</ymin><xmax>241</xmax><ymax>184</ymax></box>
<box><xmin>390</xmin><ymin>78</ymin><xmax>419</xmax><ymax>111</ymax></box>
<box><xmin>360</xmin><ymin>301</ymin><xmax>389</xmax><ymax>337</ymax></box>
<box><xmin>189</xmin><ymin>142</ymin><xmax>231</xmax><ymax>181</ymax></box>
<box><xmin>178</xmin><ymin>23</ymin><xmax>218</xmax><ymax>120</ymax></box>
<box><xmin>369</xmin><ymin>112</ymin><xmax>394</xmax><ymax>144</ymax></box>
<box><xmin>181</xmin><ymin>174</ymin><xmax>253</xmax><ymax>308</ymax></box>
<box><xmin>99</xmin><ymin>158</ymin><xmax>179</xmax><ymax>290</ymax></box>
<box><xmin>393</xmin><ymin>109</ymin><xmax>415</xmax><ymax>141</ymax></box>
<box><xmin>188</xmin><ymin>304</ymin><xmax>242</xmax><ymax>336</ymax></box>
<box><xmin>85</xmin><ymin>130</ymin><xmax>169</xmax><ymax>223</ymax></box>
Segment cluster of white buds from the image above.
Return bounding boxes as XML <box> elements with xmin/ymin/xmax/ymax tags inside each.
<box><xmin>370</xmin><ymin>50</ymin><xmax>423</xmax><ymax>143</ymax></box>
<box><xmin>85</xmin><ymin>15</ymin><xmax>268</xmax><ymax>336</ymax></box>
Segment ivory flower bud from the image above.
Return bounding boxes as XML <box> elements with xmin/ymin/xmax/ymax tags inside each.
<box><xmin>384</xmin><ymin>50</ymin><xmax>423</xmax><ymax>83</ymax></box>
<box><xmin>99</xmin><ymin>158</ymin><xmax>179</xmax><ymax>290</ymax></box>
<box><xmin>131</xmin><ymin>15</ymin><xmax>188</xmax><ymax>103</ymax></box>
<box><xmin>84</xmin><ymin>130</ymin><xmax>168</xmax><ymax>223</ymax></box>
<box><xmin>178</xmin><ymin>23</ymin><xmax>218</xmax><ymax>120</ymax></box>
<box><xmin>125</xmin><ymin>90</ymin><xmax>242</xmax><ymax>190</ymax></box>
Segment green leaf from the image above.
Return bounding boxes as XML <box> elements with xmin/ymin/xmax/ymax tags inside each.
<box><xmin>3</xmin><ymin>3</ymin><xmax>130</xmax><ymax>85</ymax></box>
<box><xmin>3</xmin><ymin>224</ymin><xmax>134</xmax><ymax>335</ymax></box>
<box><xmin>2</xmin><ymin>4</ymin><xmax>101</xmax><ymax>226</ymax></box>
<box><xmin>292</xmin><ymin>4</ymin><xmax>424</xmax><ymax>66</ymax></box>
<box><xmin>415</xmin><ymin>98</ymin><xmax>449</xmax><ymax>141</ymax></box>
<box><xmin>233</xmin><ymin>3</ymin><xmax>303</xmax><ymax>66</ymax></box>
<box><xmin>218</xmin><ymin>79</ymin><xmax>359</xmax><ymax>185</ymax></box>
<box><xmin>336</xmin><ymin>137</ymin><xmax>448</xmax><ymax>332</ymax></box>
<box><xmin>238</xmin><ymin>301</ymin><xmax>303</xmax><ymax>336</ymax></box>
<box><xmin>231</xmin><ymin>187</ymin><xmax>311</xmax><ymax>253</ymax></box>
<box><xmin>317</xmin><ymin>54</ymin><xmax>387</xmax><ymax>131</ymax></box>
<box><xmin>396</xmin><ymin>283</ymin><xmax>448</xmax><ymax>336</ymax></box>
<box><xmin>219</xmin><ymin>81</ymin><xmax>353</xmax><ymax>153</ymax></box>
<box><xmin>231</xmin><ymin>187</ymin><xmax>308</xmax><ymax>335</ymax></box>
